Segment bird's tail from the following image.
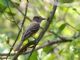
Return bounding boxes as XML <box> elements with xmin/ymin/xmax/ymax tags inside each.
<box><xmin>14</xmin><ymin>40</ymin><xmax>23</xmax><ymax>51</ymax></box>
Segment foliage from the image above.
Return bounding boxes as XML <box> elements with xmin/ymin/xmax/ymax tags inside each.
<box><xmin>0</xmin><ymin>0</ymin><xmax>80</xmax><ymax>60</ymax></box>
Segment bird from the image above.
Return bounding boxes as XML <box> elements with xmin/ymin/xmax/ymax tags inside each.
<box><xmin>14</xmin><ymin>16</ymin><xmax>45</xmax><ymax>51</ymax></box>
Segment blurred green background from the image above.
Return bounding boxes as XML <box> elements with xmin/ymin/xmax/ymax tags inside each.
<box><xmin>0</xmin><ymin>0</ymin><xmax>80</xmax><ymax>60</ymax></box>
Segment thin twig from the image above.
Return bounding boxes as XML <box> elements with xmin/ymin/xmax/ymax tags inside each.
<box><xmin>66</xmin><ymin>23</ymin><xmax>80</xmax><ymax>32</ymax></box>
<box><xmin>5</xmin><ymin>0</ymin><xmax>20</xmax><ymax>29</ymax></box>
<box><xmin>9</xmin><ymin>0</ymin><xmax>31</xmax><ymax>21</ymax></box>
<box><xmin>49</xmin><ymin>30</ymin><xmax>67</xmax><ymax>40</ymax></box>
<box><xmin>72</xmin><ymin>7</ymin><xmax>80</xmax><ymax>15</ymax></box>
<box><xmin>6</xmin><ymin>0</ymin><xmax>29</xmax><ymax>59</ymax></box>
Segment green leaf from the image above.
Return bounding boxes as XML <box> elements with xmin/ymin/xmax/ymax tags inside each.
<box><xmin>30</xmin><ymin>51</ymin><xmax>38</xmax><ymax>60</ymax></box>
<box><xmin>57</xmin><ymin>23</ymin><xmax>67</xmax><ymax>34</ymax></box>
<box><xmin>0</xmin><ymin>0</ymin><xmax>10</xmax><ymax>14</ymax></box>
<box><xmin>43</xmin><ymin>46</ymin><xmax>53</xmax><ymax>54</ymax></box>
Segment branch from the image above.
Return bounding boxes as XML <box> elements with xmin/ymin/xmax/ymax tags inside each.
<box><xmin>0</xmin><ymin>38</ymin><xmax>72</xmax><ymax>57</ymax></box>
<box><xmin>12</xmin><ymin>41</ymin><xmax>34</xmax><ymax>60</ymax></box>
<box><xmin>27</xmin><ymin>0</ymin><xmax>58</xmax><ymax>60</ymax></box>
<box><xmin>12</xmin><ymin>0</ymin><xmax>58</xmax><ymax>60</ymax></box>
<box><xmin>6</xmin><ymin>0</ymin><xmax>29</xmax><ymax>59</ymax></box>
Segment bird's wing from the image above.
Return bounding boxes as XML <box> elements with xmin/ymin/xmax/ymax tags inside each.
<box><xmin>22</xmin><ymin>22</ymin><xmax>40</xmax><ymax>41</ymax></box>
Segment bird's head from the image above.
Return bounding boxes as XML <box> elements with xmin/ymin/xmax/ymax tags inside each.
<box><xmin>33</xmin><ymin>16</ymin><xmax>46</xmax><ymax>23</ymax></box>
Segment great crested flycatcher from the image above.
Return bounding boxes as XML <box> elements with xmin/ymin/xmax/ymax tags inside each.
<box><xmin>15</xmin><ymin>16</ymin><xmax>45</xmax><ymax>50</ymax></box>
